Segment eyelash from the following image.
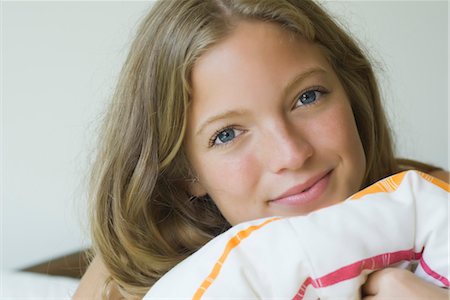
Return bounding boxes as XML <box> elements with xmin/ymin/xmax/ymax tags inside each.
<box><xmin>208</xmin><ymin>125</ymin><xmax>242</xmax><ymax>148</ymax></box>
<box><xmin>293</xmin><ymin>85</ymin><xmax>329</xmax><ymax>109</ymax></box>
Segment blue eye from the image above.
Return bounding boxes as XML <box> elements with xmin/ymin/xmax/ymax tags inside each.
<box><xmin>210</xmin><ymin>127</ymin><xmax>243</xmax><ymax>147</ymax></box>
<box><xmin>299</xmin><ymin>90</ymin><xmax>319</xmax><ymax>105</ymax></box>
<box><xmin>215</xmin><ymin>128</ymin><xmax>235</xmax><ymax>144</ymax></box>
<box><xmin>295</xmin><ymin>88</ymin><xmax>328</xmax><ymax>108</ymax></box>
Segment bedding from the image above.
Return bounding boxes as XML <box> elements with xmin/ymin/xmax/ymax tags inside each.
<box><xmin>1</xmin><ymin>270</ymin><xmax>79</xmax><ymax>299</ymax></box>
<box><xmin>144</xmin><ymin>170</ymin><xmax>449</xmax><ymax>299</ymax></box>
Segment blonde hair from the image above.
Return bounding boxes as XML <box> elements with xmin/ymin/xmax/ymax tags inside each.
<box><xmin>89</xmin><ymin>0</ymin><xmax>441</xmax><ymax>297</ymax></box>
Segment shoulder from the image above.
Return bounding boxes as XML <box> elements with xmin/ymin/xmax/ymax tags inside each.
<box><xmin>429</xmin><ymin>169</ymin><xmax>450</xmax><ymax>183</ymax></box>
<box><xmin>73</xmin><ymin>256</ymin><xmax>126</xmax><ymax>300</ymax></box>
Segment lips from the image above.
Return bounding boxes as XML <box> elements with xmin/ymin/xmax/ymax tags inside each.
<box><xmin>270</xmin><ymin>170</ymin><xmax>332</xmax><ymax>206</ymax></box>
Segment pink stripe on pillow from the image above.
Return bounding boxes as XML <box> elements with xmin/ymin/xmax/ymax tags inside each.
<box><xmin>293</xmin><ymin>249</ymin><xmax>423</xmax><ymax>300</ymax></box>
<box><xmin>419</xmin><ymin>257</ymin><xmax>449</xmax><ymax>287</ymax></box>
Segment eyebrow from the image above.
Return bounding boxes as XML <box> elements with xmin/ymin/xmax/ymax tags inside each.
<box><xmin>282</xmin><ymin>67</ymin><xmax>327</xmax><ymax>99</ymax></box>
<box><xmin>195</xmin><ymin>67</ymin><xmax>327</xmax><ymax>136</ymax></box>
<box><xmin>196</xmin><ymin>109</ymin><xmax>247</xmax><ymax>136</ymax></box>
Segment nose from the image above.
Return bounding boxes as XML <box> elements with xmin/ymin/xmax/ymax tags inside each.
<box><xmin>262</xmin><ymin>122</ymin><xmax>314</xmax><ymax>174</ymax></box>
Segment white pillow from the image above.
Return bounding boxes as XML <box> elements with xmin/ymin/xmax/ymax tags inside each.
<box><xmin>145</xmin><ymin>171</ymin><xmax>449</xmax><ymax>299</ymax></box>
<box><xmin>1</xmin><ymin>271</ymin><xmax>79</xmax><ymax>299</ymax></box>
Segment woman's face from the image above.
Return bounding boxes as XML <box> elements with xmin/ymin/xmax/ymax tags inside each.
<box><xmin>185</xmin><ymin>21</ymin><xmax>366</xmax><ymax>225</ymax></box>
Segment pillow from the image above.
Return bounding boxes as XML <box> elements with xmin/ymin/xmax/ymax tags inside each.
<box><xmin>1</xmin><ymin>271</ymin><xmax>79</xmax><ymax>299</ymax></box>
<box><xmin>144</xmin><ymin>171</ymin><xmax>449</xmax><ymax>299</ymax></box>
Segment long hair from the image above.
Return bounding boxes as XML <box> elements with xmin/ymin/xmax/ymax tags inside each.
<box><xmin>89</xmin><ymin>0</ymin><xmax>441</xmax><ymax>297</ymax></box>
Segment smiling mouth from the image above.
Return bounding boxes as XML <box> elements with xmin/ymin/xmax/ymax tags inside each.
<box><xmin>270</xmin><ymin>170</ymin><xmax>332</xmax><ymax>206</ymax></box>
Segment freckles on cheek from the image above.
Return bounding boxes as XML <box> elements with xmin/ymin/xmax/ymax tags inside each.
<box><xmin>318</xmin><ymin>102</ymin><xmax>359</xmax><ymax>148</ymax></box>
<box><xmin>305</xmin><ymin>113</ymin><xmax>342</xmax><ymax>149</ymax></box>
<box><xmin>209</xmin><ymin>153</ymin><xmax>258</xmax><ymax>196</ymax></box>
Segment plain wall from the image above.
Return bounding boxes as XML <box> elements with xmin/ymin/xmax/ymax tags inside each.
<box><xmin>2</xmin><ymin>1</ymin><xmax>448</xmax><ymax>271</ymax></box>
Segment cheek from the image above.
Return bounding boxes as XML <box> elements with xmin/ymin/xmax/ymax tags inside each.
<box><xmin>198</xmin><ymin>150</ymin><xmax>260</xmax><ymax>198</ymax></box>
<box><xmin>325</xmin><ymin>101</ymin><xmax>366</xmax><ymax>185</ymax></box>
<box><xmin>198</xmin><ymin>151</ymin><xmax>261</xmax><ymax>225</ymax></box>
<box><xmin>306</xmin><ymin>100</ymin><xmax>366</xmax><ymax>177</ymax></box>
<box><xmin>333</xmin><ymin>108</ymin><xmax>363</xmax><ymax>152</ymax></box>
<box><xmin>338</xmin><ymin>104</ymin><xmax>366</xmax><ymax>167</ymax></box>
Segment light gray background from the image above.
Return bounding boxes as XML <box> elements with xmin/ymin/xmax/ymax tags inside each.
<box><xmin>2</xmin><ymin>1</ymin><xmax>448</xmax><ymax>270</ymax></box>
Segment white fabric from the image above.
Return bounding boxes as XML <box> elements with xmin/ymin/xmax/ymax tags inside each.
<box><xmin>144</xmin><ymin>171</ymin><xmax>449</xmax><ymax>299</ymax></box>
<box><xmin>1</xmin><ymin>271</ymin><xmax>79</xmax><ymax>299</ymax></box>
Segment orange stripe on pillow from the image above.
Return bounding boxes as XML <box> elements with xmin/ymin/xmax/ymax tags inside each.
<box><xmin>350</xmin><ymin>171</ymin><xmax>407</xmax><ymax>200</ymax></box>
<box><xmin>417</xmin><ymin>171</ymin><xmax>450</xmax><ymax>192</ymax></box>
<box><xmin>350</xmin><ymin>171</ymin><xmax>449</xmax><ymax>200</ymax></box>
<box><xmin>192</xmin><ymin>217</ymin><xmax>280</xmax><ymax>300</ymax></box>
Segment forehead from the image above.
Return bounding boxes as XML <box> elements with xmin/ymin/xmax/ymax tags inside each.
<box><xmin>192</xmin><ymin>21</ymin><xmax>328</xmax><ymax>77</ymax></box>
<box><xmin>188</xmin><ymin>21</ymin><xmax>334</xmax><ymax>127</ymax></box>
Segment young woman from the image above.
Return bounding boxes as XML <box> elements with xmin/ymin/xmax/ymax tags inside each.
<box><xmin>74</xmin><ymin>0</ymin><xmax>449</xmax><ymax>299</ymax></box>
